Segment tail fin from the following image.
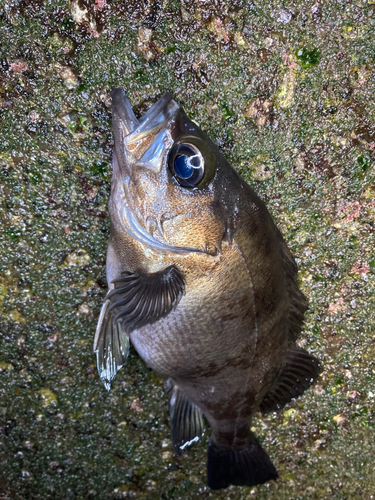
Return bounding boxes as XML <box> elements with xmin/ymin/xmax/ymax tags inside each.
<box><xmin>207</xmin><ymin>436</ymin><xmax>278</xmax><ymax>490</ymax></box>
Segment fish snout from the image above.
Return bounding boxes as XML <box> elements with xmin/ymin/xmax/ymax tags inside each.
<box><xmin>111</xmin><ymin>89</ymin><xmax>180</xmax><ymax>173</ymax></box>
<box><xmin>111</xmin><ymin>89</ymin><xmax>139</xmax><ymax>136</ymax></box>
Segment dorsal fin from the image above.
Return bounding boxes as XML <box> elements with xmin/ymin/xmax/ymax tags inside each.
<box><xmin>258</xmin><ymin>233</ymin><xmax>321</xmax><ymax>413</ymax></box>
<box><xmin>94</xmin><ymin>266</ymin><xmax>185</xmax><ymax>390</ymax></box>
<box><xmin>260</xmin><ymin>344</ymin><xmax>322</xmax><ymax>413</ymax></box>
<box><xmin>277</xmin><ymin>231</ymin><xmax>308</xmax><ymax>341</ymax></box>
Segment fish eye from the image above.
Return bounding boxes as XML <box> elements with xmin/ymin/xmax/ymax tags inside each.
<box><xmin>168</xmin><ymin>143</ymin><xmax>205</xmax><ymax>188</ymax></box>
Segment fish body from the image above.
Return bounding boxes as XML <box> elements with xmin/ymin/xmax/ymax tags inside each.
<box><xmin>94</xmin><ymin>90</ymin><xmax>321</xmax><ymax>489</ymax></box>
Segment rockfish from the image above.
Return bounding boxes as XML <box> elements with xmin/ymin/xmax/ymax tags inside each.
<box><xmin>94</xmin><ymin>89</ymin><xmax>321</xmax><ymax>489</ymax></box>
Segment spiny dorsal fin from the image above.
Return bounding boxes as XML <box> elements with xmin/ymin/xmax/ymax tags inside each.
<box><xmin>260</xmin><ymin>344</ymin><xmax>322</xmax><ymax>414</ymax></box>
<box><xmin>278</xmin><ymin>232</ymin><xmax>308</xmax><ymax>341</ymax></box>
<box><xmin>166</xmin><ymin>380</ymin><xmax>206</xmax><ymax>454</ymax></box>
<box><xmin>94</xmin><ymin>266</ymin><xmax>185</xmax><ymax>391</ymax></box>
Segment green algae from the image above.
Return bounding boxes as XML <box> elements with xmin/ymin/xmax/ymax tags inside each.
<box><xmin>0</xmin><ymin>0</ymin><xmax>375</xmax><ymax>499</ymax></box>
<box><xmin>295</xmin><ymin>47</ymin><xmax>321</xmax><ymax>70</ymax></box>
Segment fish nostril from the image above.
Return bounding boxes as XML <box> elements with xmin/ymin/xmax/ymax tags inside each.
<box><xmin>205</xmin><ymin>243</ymin><xmax>218</xmax><ymax>256</ymax></box>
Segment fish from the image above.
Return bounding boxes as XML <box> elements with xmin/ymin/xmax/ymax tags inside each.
<box><xmin>93</xmin><ymin>89</ymin><xmax>322</xmax><ymax>490</ymax></box>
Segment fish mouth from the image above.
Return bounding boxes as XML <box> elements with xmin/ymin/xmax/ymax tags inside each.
<box><xmin>111</xmin><ymin>89</ymin><xmax>177</xmax><ymax>135</ymax></box>
<box><xmin>110</xmin><ymin>89</ymin><xmax>140</xmax><ymax>136</ymax></box>
<box><xmin>111</xmin><ymin>89</ymin><xmax>180</xmax><ymax>168</ymax></box>
<box><xmin>111</xmin><ymin>89</ymin><xmax>205</xmax><ymax>256</ymax></box>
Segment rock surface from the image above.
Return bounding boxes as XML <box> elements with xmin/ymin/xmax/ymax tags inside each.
<box><xmin>0</xmin><ymin>1</ymin><xmax>374</xmax><ymax>498</ymax></box>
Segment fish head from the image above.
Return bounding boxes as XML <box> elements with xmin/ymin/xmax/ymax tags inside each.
<box><xmin>110</xmin><ymin>89</ymin><xmax>245</xmax><ymax>258</ymax></box>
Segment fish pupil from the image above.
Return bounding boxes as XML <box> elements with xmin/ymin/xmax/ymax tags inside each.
<box><xmin>174</xmin><ymin>155</ymin><xmax>194</xmax><ymax>179</ymax></box>
<box><xmin>168</xmin><ymin>142</ymin><xmax>205</xmax><ymax>188</ymax></box>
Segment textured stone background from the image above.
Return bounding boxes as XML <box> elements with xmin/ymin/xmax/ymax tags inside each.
<box><xmin>0</xmin><ymin>1</ymin><xmax>374</xmax><ymax>499</ymax></box>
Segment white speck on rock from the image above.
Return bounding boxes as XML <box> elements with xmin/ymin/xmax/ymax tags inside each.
<box><xmin>277</xmin><ymin>9</ymin><xmax>293</xmax><ymax>23</ymax></box>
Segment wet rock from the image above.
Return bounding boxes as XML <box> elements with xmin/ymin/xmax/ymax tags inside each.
<box><xmin>70</xmin><ymin>1</ymin><xmax>89</xmax><ymax>24</ymax></box>
<box><xmin>276</xmin><ymin>9</ymin><xmax>293</xmax><ymax>23</ymax></box>
<box><xmin>65</xmin><ymin>250</ymin><xmax>91</xmax><ymax>267</ymax></box>
<box><xmin>244</xmin><ymin>98</ymin><xmax>273</xmax><ymax>127</ymax></box>
<box><xmin>257</xmin><ymin>48</ymin><xmax>268</xmax><ymax>62</ymax></box>
<box><xmin>94</xmin><ymin>0</ymin><xmax>107</xmax><ymax>11</ymax></box>
<box><xmin>234</xmin><ymin>32</ymin><xmax>246</xmax><ymax>48</ymax></box>
<box><xmin>10</xmin><ymin>61</ymin><xmax>28</xmax><ymax>74</ymax></box>
<box><xmin>333</xmin><ymin>414</ymin><xmax>349</xmax><ymax>428</ymax></box>
<box><xmin>9</xmin><ymin>309</ymin><xmax>25</xmax><ymax>323</ymax></box>
<box><xmin>0</xmin><ymin>362</ymin><xmax>13</xmax><ymax>372</ymax></box>
<box><xmin>311</xmin><ymin>1</ymin><xmax>324</xmax><ymax>22</ymax></box>
<box><xmin>0</xmin><ymin>284</ymin><xmax>8</xmax><ymax>306</ymax></box>
<box><xmin>351</xmin><ymin>261</ymin><xmax>369</xmax><ymax>274</ymax></box>
<box><xmin>78</xmin><ymin>303</ymin><xmax>92</xmax><ymax>315</ymax></box>
<box><xmin>295</xmin><ymin>46</ymin><xmax>321</xmax><ymax>70</ymax></box>
<box><xmin>130</xmin><ymin>399</ymin><xmax>143</xmax><ymax>412</ymax></box>
<box><xmin>209</xmin><ymin>17</ymin><xmax>229</xmax><ymax>43</ymax></box>
<box><xmin>137</xmin><ymin>28</ymin><xmax>158</xmax><ymax>62</ymax></box>
<box><xmin>304</xmin><ymin>487</ymin><xmax>316</xmax><ymax>496</ymax></box>
<box><xmin>55</xmin><ymin>64</ymin><xmax>79</xmax><ymax>90</ymax></box>
<box><xmin>250</xmin><ymin>155</ymin><xmax>273</xmax><ymax>181</ymax></box>
<box><xmin>38</xmin><ymin>388</ymin><xmax>57</xmax><ymax>407</ymax></box>
<box><xmin>70</xmin><ymin>1</ymin><xmax>98</xmax><ymax>36</ymax></box>
<box><xmin>293</xmin><ymin>151</ymin><xmax>306</xmax><ymax>171</ymax></box>
<box><xmin>276</xmin><ymin>68</ymin><xmax>296</xmax><ymax>108</ymax></box>
<box><xmin>113</xmin><ymin>485</ymin><xmax>138</xmax><ymax>499</ymax></box>
<box><xmin>263</xmin><ymin>37</ymin><xmax>274</xmax><ymax>49</ymax></box>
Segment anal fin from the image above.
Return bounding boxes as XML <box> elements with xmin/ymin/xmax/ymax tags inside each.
<box><xmin>260</xmin><ymin>344</ymin><xmax>322</xmax><ymax>414</ymax></box>
<box><xmin>167</xmin><ymin>380</ymin><xmax>205</xmax><ymax>454</ymax></box>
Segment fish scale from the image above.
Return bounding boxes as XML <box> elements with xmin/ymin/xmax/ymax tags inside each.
<box><xmin>94</xmin><ymin>89</ymin><xmax>322</xmax><ymax>490</ymax></box>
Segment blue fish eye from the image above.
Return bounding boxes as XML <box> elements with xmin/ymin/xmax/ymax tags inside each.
<box><xmin>174</xmin><ymin>155</ymin><xmax>194</xmax><ymax>179</ymax></box>
<box><xmin>168</xmin><ymin>143</ymin><xmax>205</xmax><ymax>188</ymax></box>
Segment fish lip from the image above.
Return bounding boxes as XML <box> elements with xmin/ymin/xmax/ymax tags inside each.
<box><xmin>137</xmin><ymin>91</ymin><xmax>174</xmax><ymax>128</ymax></box>
<box><xmin>111</xmin><ymin>88</ymin><xmax>180</xmax><ymax>140</ymax></box>
<box><xmin>111</xmin><ymin>89</ymin><xmax>139</xmax><ymax>135</ymax></box>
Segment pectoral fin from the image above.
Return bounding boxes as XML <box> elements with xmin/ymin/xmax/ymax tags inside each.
<box><xmin>94</xmin><ymin>266</ymin><xmax>185</xmax><ymax>390</ymax></box>
<box><xmin>167</xmin><ymin>380</ymin><xmax>205</xmax><ymax>454</ymax></box>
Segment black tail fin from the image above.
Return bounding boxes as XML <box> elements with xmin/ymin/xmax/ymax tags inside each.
<box><xmin>207</xmin><ymin>436</ymin><xmax>278</xmax><ymax>490</ymax></box>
